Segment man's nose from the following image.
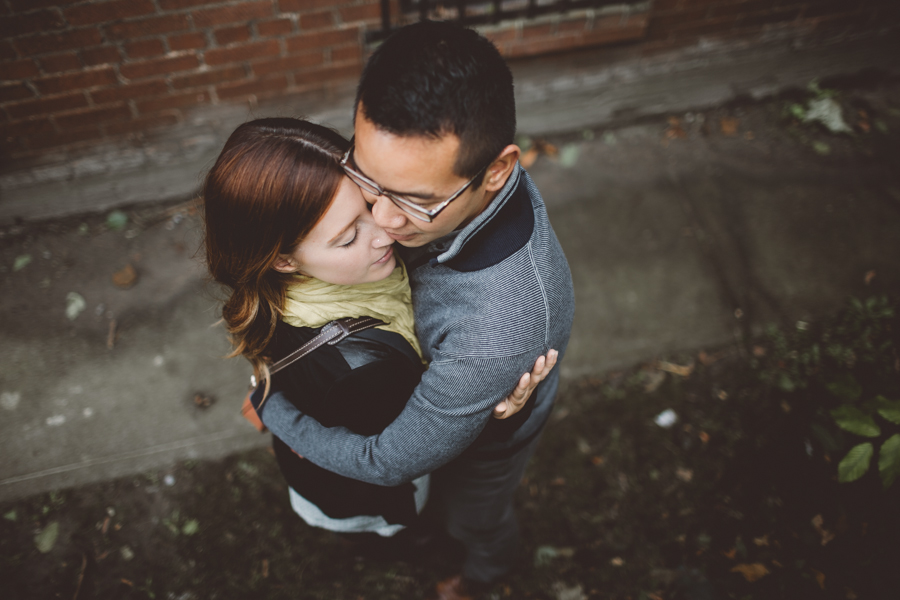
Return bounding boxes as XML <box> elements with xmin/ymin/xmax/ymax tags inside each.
<box><xmin>367</xmin><ymin>194</ymin><xmax>407</xmax><ymax>230</ymax></box>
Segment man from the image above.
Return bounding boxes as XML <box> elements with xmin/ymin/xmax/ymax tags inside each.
<box><xmin>262</xmin><ymin>20</ymin><xmax>575</xmax><ymax>596</ymax></box>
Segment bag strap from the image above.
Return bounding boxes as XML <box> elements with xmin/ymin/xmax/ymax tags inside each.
<box><xmin>253</xmin><ymin>316</ymin><xmax>386</xmax><ymax>412</ymax></box>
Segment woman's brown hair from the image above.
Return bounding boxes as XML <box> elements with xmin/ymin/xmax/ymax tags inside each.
<box><xmin>202</xmin><ymin>117</ymin><xmax>349</xmax><ymax>382</ymax></box>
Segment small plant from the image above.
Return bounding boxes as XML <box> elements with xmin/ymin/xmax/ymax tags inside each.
<box><xmin>756</xmin><ymin>295</ymin><xmax>899</xmax><ymax>487</ymax></box>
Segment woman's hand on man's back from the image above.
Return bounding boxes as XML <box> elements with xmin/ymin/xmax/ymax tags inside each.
<box><xmin>492</xmin><ymin>350</ymin><xmax>559</xmax><ymax>420</ymax></box>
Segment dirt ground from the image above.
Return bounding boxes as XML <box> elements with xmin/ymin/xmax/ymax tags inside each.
<box><xmin>2</xmin><ymin>78</ymin><xmax>900</xmax><ymax>600</ymax></box>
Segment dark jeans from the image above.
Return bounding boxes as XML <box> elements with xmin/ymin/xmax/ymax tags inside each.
<box><xmin>432</xmin><ymin>431</ymin><xmax>544</xmax><ymax>583</ymax></box>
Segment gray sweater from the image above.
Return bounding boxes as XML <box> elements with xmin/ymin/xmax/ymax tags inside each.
<box><xmin>261</xmin><ymin>164</ymin><xmax>575</xmax><ymax>486</ymax></box>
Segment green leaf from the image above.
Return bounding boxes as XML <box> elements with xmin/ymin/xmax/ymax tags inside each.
<box><xmin>826</xmin><ymin>374</ymin><xmax>862</xmax><ymax>402</ymax></box>
<box><xmin>34</xmin><ymin>521</ymin><xmax>59</xmax><ymax>553</ymax></box>
<box><xmin>879</xmin><ymin>435</ymin><xmax>900</xmax><ymax>489</ymax></box>
<box><xmin>875</xmin><ymin>396</ymin><xmax>900</xmax><ymax>425</ymax></box>
<box><xmin>3</xmin><ymin>510</ymin><xmax>16</xmax><ymax>522</ymax></box>
<box><xmin>830</xmin><ymin>405</ymin><xmax>880</xmax><ymax>437</ymax></box>
<box><xmin>106</xmin><ymin>210</ymin><xmax>128</xmax><ymax>231</ymax></box>
<box><xmin>181</xmin><ymin>519</ymin><xmax>199</xmax><ymax>536</ymax></box>
<box><xmin>838</xmin><ymin>443</ymin><xmax>873</xmax><ymax>483</ymax></box>
<box><xmin>13</xmin><ymin>255</ymin><xmax>32</xmax><ymax>271</ymax></box>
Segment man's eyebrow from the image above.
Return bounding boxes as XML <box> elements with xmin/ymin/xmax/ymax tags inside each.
<box><xmin>352</xmin><ymin>159</ymin><xmax>435</xmax><ymax>202</ymax></box>
<box><xmin>327</xmin><ymin>220</ymin><xmax>356</xmax><ymax>245</ymax></box>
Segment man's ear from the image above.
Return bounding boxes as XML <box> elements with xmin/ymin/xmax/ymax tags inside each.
<box><xmin>483</xmin><ymin>144</ymin><xmax>521</xmax><ymax>193</ymax></box>
<box><xmin>272</xmin><ymin>254</ymin><xmax>301</xmax><ymax>274</ymax></box>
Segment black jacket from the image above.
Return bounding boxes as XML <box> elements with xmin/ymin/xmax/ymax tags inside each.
<box><xmin>251</xmin><ymin>319</ymin><xmax>425</xmax><ymax>526</ymax></box>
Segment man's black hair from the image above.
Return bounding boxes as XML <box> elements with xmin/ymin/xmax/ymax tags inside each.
<box><xmin>355</xmin><ymin>20</ymin><xmax>516</xmax><ymax>188</ymax></box>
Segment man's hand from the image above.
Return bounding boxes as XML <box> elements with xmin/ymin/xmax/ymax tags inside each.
<box><xmin>492</xmin><ymin>349</ymin><xmax>558</xmax><ymax>420</ymax></box>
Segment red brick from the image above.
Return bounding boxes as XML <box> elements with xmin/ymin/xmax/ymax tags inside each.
<box><xmin>214</xmin><ymin>25</ymin><xmax>252</xmax><ymax>45</ymax></box>
<box><xmin>14</xmin><ymin>28</ymin><xmax>104</xmax><ymax>56</ymax></box>
<box><xmin>125</xmin><ymin>39</ymin><xmax>167</xmax><ymax>59</ymax></box>
<box><xmin>483</xmin><ymin>27</ymin><xmax>519</xmax><ymax>45</ymax></box>
<box><xmin>0</xmin><ymin>9</ymin><xmax>66</xmax><ymax>38</ymax></box>
<box><xmin>192</xmin><ymin>1</ymin><xmax>273</xmax><ymax>28</ymax></box>
<box><xmin>159</xmin><ymin>0</ymin><xmax>222</xmax><ymax>9</ymax></box>
<box><xmin>34</xmin><ymin>68</ymin><xmax>118</xmax><ymax>95</ymax></box>
<box><xmin>292</xmin><ymin>62</ymin><xmax>360</xmax><ymax>87</ymax></box>
<box><xmin>331</xmin><ymin>44</ymin><xmax>361</xmax><ymax>64</ymax></box>
<box><xmin>279</xmin><ymin>0</ymin><xmax>339</xmax><ymax>11</ymax></box>
<box><xmin>251</xmin><ymin>52</ymin><xmax>324</xmax><ymax>76</ymax></box>
<box><xmin>0</xmin><ymin>83</ymin><xmax>34</xmax><ymax>103</ymax></box>
<box><xmin>0</xmin><ymin>41</ymin><xmax>16</xmax><ymax>61</ymax></box>
<box><xmin>521</xmin><ymin>23</ymin><xmax>554</xmax><ymax>38</ymax></box>
<box><xmin>55</xmin><ymin>103</ymin><xmax>131</xmax><ymax>130</ymax></box>
<box><xmin>5</xmin><ymin>93</ymin><xmax>88</xmax><ymax>119</ymax></box>
<box><xmin>9</xmin><ymin>0</ymin><xmax>79</xmax><ymax>13</ymax></box>
<box><xmin>285</xmin><ymin>28</ymin><xmax>358</xmax><ymax>53</ymax></box>
<box><xmin>205</xmin><ymin>40</ymin><xmax>280</xmax><ymax>66</ymax></box>
<box><xmin>168</xmin><ymin>32</ymin><xmax>208</xmax><ymax>51</ymax></box>
<box><xmin>65</xmin><ymin>0</ymin><xmax>156</xmax><ymax>26</ymax></box>
<box><xmin>38</xmin><ymin>52</ymin><xmax>81</xmax><ymax>74</ymax></box>
<box><xmin>20</xmin><ymin>127</ymin><xmax>105</xmax><ymax>150</ymax></box>
<box><xmin>257</xmin><ymin>18</ymin><xmax>294</xmax><ymax>37</ymax></box>
<box><xmin>135</xmin><ymin>90</ymin><xmax>210</xmax><ymax>113</ymax></box>
<box><xmin>120</xmin><ymin>54</ymin><xmax>200</xmax><ymax>79</ymax></box>
<box><xmin>299</xmin><ymin>10</ymin><xmax>333</xmax><ymax>30</ymax></box>
<box><xmin>105</xmin><ymin>112</ymin><xmax>180</xmax><ymax>136</ymax></box>
<box><xmin>216</xmin><ymin>74</ymin><xmax>286</xmax><ymax>100</ymax></box>
<box><xmin>81</xmin><ymin>45</ymin><xmax>123</xmax><ymax>66</ymax></box>
<box><xmin>558</xmin><ymin>18</ymin><xmax>589</xmax><ymax>34</ymax></box>
<box><xmin>91</xmin><ymin>79</ymin><xmax>169</xmax><ymax>104</ymax></box>
<box><xmin>106</xmin><ymin>14</ymin><xmax>191</xmax><ymax>40</ymax></box>
<box><xmin>171</xmin><ymin>65</ymin><xmax>246</xmax><ymax>89</ymax></box>
<box><xmin>0</xmin><ymin>59</ymin><xmax>40</xmax><ymax>80</ymax></box>
<box><xmin>339</xmin><ymin>2</ymin><xmax>380</xmax><ymax>23</ymax></box>
<box><xmin>0</xmin><ymin>117</ymin><xmax>55</xmax><ymax>137</ymax></box>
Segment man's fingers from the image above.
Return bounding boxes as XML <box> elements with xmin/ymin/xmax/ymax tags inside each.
<box><xmin>492</xmin><ymin>401</ymin><xmax>508</xmax><ymax>417</ymax></box>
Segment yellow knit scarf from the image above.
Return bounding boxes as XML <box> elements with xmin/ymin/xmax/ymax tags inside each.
<box><xmin>282</xmin><ymin>260</ymin><xmax>423</xmax><ymax>360</ymax></box>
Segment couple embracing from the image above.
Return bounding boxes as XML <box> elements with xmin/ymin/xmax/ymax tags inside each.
<box><xmin>202</xmin><ymin>20</ymin><xmax>574</xmax><ymax>598</ymax></box>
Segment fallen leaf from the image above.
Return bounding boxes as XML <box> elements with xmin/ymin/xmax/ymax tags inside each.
<box><xmin>643</xmin><ymin>370</ymin><xmax>666</xmax><ymax>392</ymax></box>
<box><xmin>107</xmin><ymin>319</ymin><xmax>117</xmax><ymax>349</ymax></box>
<box><xmin>120</xmin><ymin>578</ymin><xmax>133</xmax><ymax>586</ymax></box>
<box><xmin>550</xmin><ymin>477</ymin><xmax>566</xmax><ymax>486</ymax></box>
<box><xmin>65</xmin><ymin>292</ymin><xmax>86</xmax><ymax>321</ymax></box>
<box><xmin>112</xmin><ymin>264</ymin><xmax>137</xmax><ymax>289</ymax></box>
<box><xmin>730</xmin><ymin>563</ymin><xmax>769</xmax><ymax>582</ymax></box>
<box><xmin>590</xmin><ymin>456</ymin><xmax>604</xmax><ymax>466</ymax></box>
<box><xmin>699</xmin><ymin>431</ymin><xmax>710</xmax><ymax>444</ymax></box>
<box><xmin>811</xmin><ymin>514</ymin><xmax>835</xmax><ymax>545</ymax></box>
<box><xmin>13</xmin><ymin>254</ymin><xmax>32</xmax><ymax>271</ymax></box>
<box><xmin>262</xmin><ymin>558</ymin><xmax>269</xmax><ymax>578</ymax></box>
<box><xmin>722</xmin><ymin>547</ymin><xmax>737</xmax><ymax>559</ymax></box>
<box><xmin>720</xmin><ymin>117</ymin><xmax>739</xmax><ymax>136</ymax></box>
<box><xmin>781</xmin><ymin>401</ymin><xmax>792</xmax><ymax>413</ymax></box>
<box><xmin>744</xmin><ymin>131</ymin><xmax>755</xmax><ymax>140</ymax></box>
<box><xmin>658</xmin><ymin>361</ymin><xmax>694</xmax><ymax>377</ymax></box>
<box><xmin>558</xmin><ymin>144</ymin><xmax>580</xmax><ymax>168</ymax></box>
<box><xmin>193</xmin><ymin>393</ymin><xmax>215</xmax><ymax>409</ymax></box>
<box><xmin>676</xmin><ymin>468</ymin><xmax>693</xmax><ymax>482</ymax></box>
<box><xmin>610</xmin><ymin>557</ymin><xmax>624</xmax><ymax>566</ymax></box>
<box><xmin>812</xmin><ymin>568</ymin><xmax>826</xmax><ymax>590</ymax></box>
<box><xmin>120</xmin><ymin>545</ymin><xmax>135</xmax><ymax>560</ymax></box>
<box><xmin>106</xmin><ymin>210</ymin><xmax>128</xmax><ymax>231</ymax></box>
<box><xmin>550</xmin><ymin>581</ymin><xmax>586</xmax><ymax>600</ymax></box>
<box><xmin>753</xmin><ymin>345</ymin><xmax>767</xmax><ymax>357</ymax></box>
<box><xmin>34</xmin><ymin>521</ymin><xmax>59</xmax><ymax>553</ymax></box>
<box><xmin>864</xmin><ymin>270</ymin><xmax>876</xmax><ymax>285</ymax></box>
<box><xmin>717</xmin><ymin>389</ymin><xmax>729</xmax><ymax>401</ymax></box>
<box><xmin>753</xmin><ymin>534</ymin><xmax>770</xmax><ymax>546</ymax></box>
<box><xmin>101</xmin><ymin>515</ymin><xmax>110</xmax><ymax>535</ymax></box>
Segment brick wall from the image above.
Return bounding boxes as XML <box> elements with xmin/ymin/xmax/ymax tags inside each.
<box><xmin>1</xmin><ymin>0</ymin><xmax>897</xmax><ymax>164</ymax></box>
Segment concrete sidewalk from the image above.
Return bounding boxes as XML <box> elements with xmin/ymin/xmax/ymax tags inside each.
<box><xmin>1</xmin><ymin>35</ymin><xmax>900</xmax><ymax>502</ymax></box>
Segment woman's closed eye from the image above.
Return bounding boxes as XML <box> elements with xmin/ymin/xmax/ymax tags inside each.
<box><xmin>340</xmin><ymin>225</ymin><xmax>359</xmax><ymax>247</ymax></box>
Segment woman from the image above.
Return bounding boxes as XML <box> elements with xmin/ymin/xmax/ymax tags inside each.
<box><xmin>202</xmin><ymin>118</ymin><xmax>553</xmax><ymax>537</ymax></box>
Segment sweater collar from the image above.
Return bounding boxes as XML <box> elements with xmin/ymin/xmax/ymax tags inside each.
<box><xmin>433</xmin><ymin>162</ymin><xmax>523</xmax><ymax>265</ymax></box>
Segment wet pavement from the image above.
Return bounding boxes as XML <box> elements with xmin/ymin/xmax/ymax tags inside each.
<box><xmin>1</xmin><ymin>33</ymin><xmax>900</xmax><ymax>503</ymax></box>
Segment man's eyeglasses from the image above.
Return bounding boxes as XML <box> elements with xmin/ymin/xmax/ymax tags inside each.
<box><xmin>340</xmin><ymin>141</ymin><xmax>488</xmax><ymax>223</ymax></box>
